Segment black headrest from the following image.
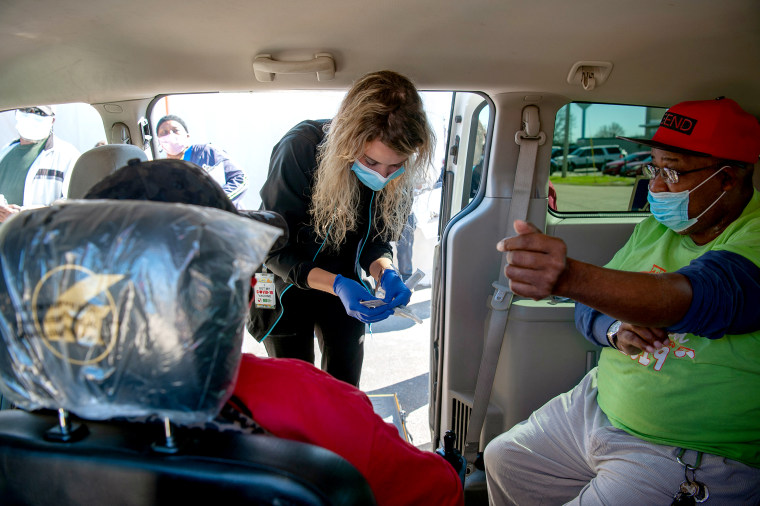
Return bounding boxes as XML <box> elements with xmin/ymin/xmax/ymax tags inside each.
<box><xmin>0</xmin><ymin>200</ymin><xmax>280</xmax><ymax>424</ymax></box>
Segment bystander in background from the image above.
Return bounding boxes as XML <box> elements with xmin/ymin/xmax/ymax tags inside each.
<box><xmin>0</xmin><ymin>106</ymin><xmax>80</xmax><ymax>222</ymax></box>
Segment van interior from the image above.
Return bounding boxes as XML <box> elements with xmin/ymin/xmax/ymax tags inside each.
<box><xmin>1</xmin><ymin>0</ymin><xmax>759</xmax><ymax>503</ymax></box>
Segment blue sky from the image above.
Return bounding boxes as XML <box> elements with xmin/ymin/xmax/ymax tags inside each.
<box><xmin>562</xmin><ymin>102</ymin><xmax>651</xmax><ymax>141</ymax></box>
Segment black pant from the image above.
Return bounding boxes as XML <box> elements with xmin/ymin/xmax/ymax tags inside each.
<box><xmin>262</xmin><ymin>287</ymin><xmax>365</xmax><ymax>386</ymax></box>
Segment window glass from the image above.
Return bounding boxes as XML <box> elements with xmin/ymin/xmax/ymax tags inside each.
<box><xmin>434</xmin><ymin>92</ymin><xmax>489</xmax><ymax>227</ymax></box>
<box><xmin>468</xmin><ymin>103</ymin><xmax>489</xmax><ymax>202</ymax></box>
<box><xmin>550</xmin><ymin>102</ymin><xmax>666</xmax><ymax>212</ymax></box>
<box><xmin>0</xmin><ymin>103</ymin><xmax>106</xmax><ymax>152</ymax></box>
<box><xmin>150</xmin><ymin>91</ymin><xmax>453</xmax><ymax>210</ymax></box>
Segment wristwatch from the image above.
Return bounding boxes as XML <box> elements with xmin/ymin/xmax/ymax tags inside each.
<box><xmin>606</xmin><ymin>320</ymin><xmax>622</xmax><ymax>350</ymax></box>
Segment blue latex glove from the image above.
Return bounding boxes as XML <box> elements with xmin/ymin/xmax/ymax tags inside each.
<box><xmin>333</xmin><ymin>274</ymin><xmax>394</xmax><ymax>323</ymax></box>
<box><xmin>380</xmin><ymin>268</ymin><xmax>412</xmax><ymax>308</ymax></box>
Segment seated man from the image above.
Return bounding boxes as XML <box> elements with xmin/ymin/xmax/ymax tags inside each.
<box><xmin>484</xmin><ymin>98</ymin><xmax>760</xmax><ymax>504</ymax></box>
<box><xmin>82</xmin><ymin>159</ymin><xmax>464</xmax><ymax>506</ymax></box>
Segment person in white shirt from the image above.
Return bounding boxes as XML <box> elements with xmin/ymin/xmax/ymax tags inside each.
<box><xmin>0</xmin><ymin>105</ymin><xmax>80</xmax><ymax>222</ymax></box>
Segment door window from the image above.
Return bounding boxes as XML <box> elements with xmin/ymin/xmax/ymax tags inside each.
<box><xmin>435</xmin><ymin>92</ymin><xmax>491</xmax><ymax>233</ymax></box>
<box><xmin>550</xmin><ymin>102</ymin><xmax>666</xmax><ymax>213</ymax></box>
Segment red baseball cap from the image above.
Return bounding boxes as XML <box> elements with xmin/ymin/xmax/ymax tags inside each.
<box><xmin>618</xmin><ymin>97</ymin><xmax>760</xmax><ymax>164</ymax></box>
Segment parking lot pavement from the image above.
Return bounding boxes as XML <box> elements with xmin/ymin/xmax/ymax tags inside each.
<box><xmin>360</xmin><ymin>286</ymin><xmax>433</xmax><ymax>450</ymax></box>
<box><xmin>552</xmin><ymin>179</ymin><xmax>635</xmax><ymax>211</ymax></box>
<box><xmin>243</xmin><ymin>285</ymin><xmax>434</xmax><ymax>451</ymax></box>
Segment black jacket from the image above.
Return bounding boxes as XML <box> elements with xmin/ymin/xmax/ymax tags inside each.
<box><xmin>259</xmin><ymin>120</ymin><xmax>393</xmax><ymax>291</ymax></box>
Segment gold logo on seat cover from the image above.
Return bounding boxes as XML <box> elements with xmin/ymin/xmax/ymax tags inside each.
<box><xmin>32</xmin><ymin>265</ymin><xmax>124</xmax><ymax>365</ymax></box>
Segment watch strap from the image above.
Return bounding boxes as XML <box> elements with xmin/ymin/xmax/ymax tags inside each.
<box><xmin>606</xmin><ymin>320</ymin><xmax>621</xmax><ymax>350</ymax></box>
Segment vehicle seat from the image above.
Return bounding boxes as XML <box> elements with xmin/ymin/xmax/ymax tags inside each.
<box><xmin>0</xmin><ymin>200</ymin><xmax>376</xmax><ymax>505</ymax></box>
<box><xmin>65</xmin><ymin>144</ymin><xmax>148</xmax><ymax>199</ymax></box>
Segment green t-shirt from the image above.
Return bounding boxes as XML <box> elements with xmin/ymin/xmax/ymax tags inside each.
<box><xmin>0</xmin><ymin>140</ymin><xmax>47</xmax><ymax>205</ymax></box>
<box><xmin>597</xmin><ymin>190</ymin><xmax>760</xmax><ymax>467</ymax></box>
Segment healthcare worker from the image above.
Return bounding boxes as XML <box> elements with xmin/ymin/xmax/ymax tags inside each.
<box><xmin>249</xmin><ymin>70</ymin><xmax>434</xmax><ymax>386</ymax></box>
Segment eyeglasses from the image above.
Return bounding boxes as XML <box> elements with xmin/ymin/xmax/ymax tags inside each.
<box><xmin>18</xmin><ymin>107</ymin><xmax>50</xmax><ymax>117</ymax></box>
<box><xmin>642</xmin><ymin>162</ymin><xmax>723</xmax><ymax>184</ymax></box>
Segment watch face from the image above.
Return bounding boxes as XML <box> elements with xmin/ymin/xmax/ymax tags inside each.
<box><xmin>606</xmin><ymin>320</ymin><xmax>622</xmax><ymax>350</ymax></box>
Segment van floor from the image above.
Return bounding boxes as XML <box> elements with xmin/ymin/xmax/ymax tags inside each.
<box><xmin>368</xmin><ymin>393</ymin><xmax>409</xmax><ymax>441</ymax></box>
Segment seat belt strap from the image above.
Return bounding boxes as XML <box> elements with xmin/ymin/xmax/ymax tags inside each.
<box><xmin>463</xmin><ymin>105</ymin><xmax>544</xmax><ymax>470</ymax></box>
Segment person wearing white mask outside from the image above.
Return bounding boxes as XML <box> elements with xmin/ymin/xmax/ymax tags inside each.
<box><xmin>0</xmin><ymin>106</ymin><xmax>80</xmax><ymax>222</ymax></box>
<box><xmin>249</xmin><ymin>70</ymin><xmax>434</xmax><ymax>386</ymax></box>
<box><xmin>155</xmin><ymin>114</ymin><xmax>248</xmax><ymax>208</ymax></box>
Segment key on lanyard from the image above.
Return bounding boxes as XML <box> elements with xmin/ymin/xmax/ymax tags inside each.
<box><xmin>671</xmin><ymin>480</ymin><xmax>709</xmax><ymax>505</ymax></box>
<box><xmin>671</xmin><ymin>450</ymin><xmax>709</xmax><ymax>505</ymax></box>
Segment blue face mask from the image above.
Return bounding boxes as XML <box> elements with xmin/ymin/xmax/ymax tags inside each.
<box><xmin>351</xmin><ymin>160</ymin><xmax>405</xmax><ymax>191</ymax></box>
<box><xmin>647</xmin><ymin>167</ymin><xmax>726</xmax><ymax>232</ymax></box>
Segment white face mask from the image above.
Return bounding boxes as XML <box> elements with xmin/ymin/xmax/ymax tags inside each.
<box><xmin>15</xmin><ymin>111</ymin><xmax>54</xmax><ymax>141</ymax></box>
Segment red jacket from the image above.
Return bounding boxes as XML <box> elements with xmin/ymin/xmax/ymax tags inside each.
<box><xmin>233</xmin><ymin>353</ymin><xmax>464</xmax><ymax>506</ymax></box>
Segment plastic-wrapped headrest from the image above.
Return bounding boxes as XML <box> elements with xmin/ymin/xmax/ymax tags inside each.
<box><xmin>0</xmin><ymin>200</ymin><xmax>281</xmax><ymax>424</ymax></box>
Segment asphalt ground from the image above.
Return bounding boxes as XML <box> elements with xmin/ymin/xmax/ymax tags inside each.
<box><xmin>552</xmin><ymin>182</ymin><xmax>636</xmax><ymax>212</ymax></box>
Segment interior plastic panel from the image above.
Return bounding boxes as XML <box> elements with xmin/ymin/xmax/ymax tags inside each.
<box><xmin>434</xmin><ymin>92</ymin><xmax>651</xmax><ymax>458</ymax></box>
<box><xmin>546</xmin><ymin>215</ymin><xmax>644</xmax><ymax>266</ymax></box>
<box><xmin>485</xmin><ymin>299</ymin><xmax>598</xmax><ymax>441</ymax></box>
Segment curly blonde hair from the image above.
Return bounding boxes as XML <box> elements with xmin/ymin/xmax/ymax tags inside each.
<box><xmin>310</xmin><ymin>70</ymin><xmax>434</xmax><ymax>250</ymax></box>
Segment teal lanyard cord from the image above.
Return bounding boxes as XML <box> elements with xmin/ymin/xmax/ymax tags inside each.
<box><xmin>355</xmin><ymin>191</ymin><xmax>375</xmax><ymax>293</ymax></box>
<box><xmin>260</xmin><ymin>221</ymin><xmax>334</xmax><ymax>342</ymax></box>
<box><xmin>262</xmin><ymin>191</ymin><xmax>375</xmax><ymax>342</ymax></box>
<box><xmin>355</xmin><ymin>191</ymin><xmax>376</xmax><ymax>336</ymax></box>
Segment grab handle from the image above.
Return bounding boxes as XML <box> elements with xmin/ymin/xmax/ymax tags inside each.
<box><xmin>253</xmin><ymin>53</ymin><xmax>335</xmax><ymax>82</ymax></box>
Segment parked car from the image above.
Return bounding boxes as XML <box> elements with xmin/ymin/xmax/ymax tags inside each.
<box><xmin>619</xmin><ymin>153</ymin><xmax>653</xmax><ymax>177</ymax></box>
<box><xmin>549</xmin><ymin>145</ymin><xmax>579</xmax><ymax>173</ymax></box>
<box><xmin>602</xmin><ymin>151</ymin><xmax>650</xmax><ymax>175</ymax></box>
<box><xmin>555</xmin><ymin>145</ymin><xmax>626</xmax><ymax>171</ymax></box>
<box><xmin>550</xmin><ymin>145</ymin><xmax>578</xmax><ymax>158</ymax></box>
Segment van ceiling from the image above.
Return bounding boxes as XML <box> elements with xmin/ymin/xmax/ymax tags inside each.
<box><xmin>1</xmin><ymin>0</ymin><xmax>759</xmax><ymax>114</ymax></box>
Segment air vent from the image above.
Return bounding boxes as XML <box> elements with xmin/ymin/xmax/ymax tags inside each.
<box><xmin>451</xmin><ymin>397</ymin><xmax>472</xmax><ymax>452</ymax></box>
